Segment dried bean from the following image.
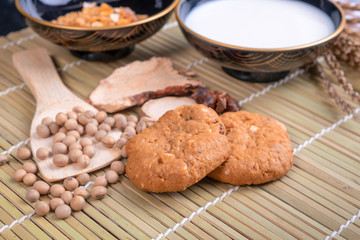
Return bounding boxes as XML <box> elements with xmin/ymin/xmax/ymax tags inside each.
<box><xmin>63</xmin><ymin>177</ymin><xmax>79</xmax><ymax>191</ymax></box>
<box><xmin>53</xmin><ymin>132</ymin><xmax>66</xmax><ymax>142</ymax></box>
<box><xmin>23</xmin><ymin>161</ymin><xmax>37</xmax><ymax>174</ymax></box>
<box><xmin>55</xmin><ymin>112</ymin><xmax>68</xmax><ymax>126</ymax></box>
<box><xmin>17</xmin><ymin>147</ymin><xmax>32</xmax><ymax>160</ymax></box>
<box><xmin>76</xmin><ymin>173</ymin><xmax>90</xmax><ymax>185</ymax></box>
<box><xmin>26</xmin><ymin>189</ymin><xmax>40</xmax><ymax>202</ymax></box>
<box><xmin>35</xmin><ymin>201</ymin><xmax>50</xmax><ymax>216</ymax></box>
<box><xmin>91</xmin><ymin>186</ymin><xmax>107</xmax><ymax>199</ymax></box>
<box><xmin>77</xmin><ymin>155</ymin><xmax>90</xmax><ymax>168</ymax></box>
<box><xmin>36</xmin><ymin>147</ymin><xmax>49</xmax><ymax>160</ymax></box>
<box><xmin>95</xmin><ymin>111</ymin><xmax>107</xmax><ymax>123</ymax></box>
<box><xmin>36</xmin><ymin>124</ymin><xmax>51</xmax><ymax>138</ymax></box>
<box><xmin>49</xmin><ymin>198</ymin><xmax>65</xmax><ymax>211</ymax></box>
<box><xmin>52</xmin><ymin>142</ymin><xmax>67</xmax><ymax>155</ymax></box>
<box><xmin>33</xmin><ymin>181</ymin><xmax>50</xmax><ymax>194</ymax></box>
<box><xmin>70</xmin><ymin>196</ymin><xmax>85</xmax><ymax>211</ymax></box>
<box><xmin>50</xmin><ymin>184</ymin><xmax>65</xmax><ymax>197</ymax></box>
<box><xmin>53</xmin><ymin>154</ymin><xmax>69</xmax><ymax>167</ymax></box>
<box><xmin>102</xmin><ymin>136</ymin><xmax>115</xmax><ymax>148</ymax></box>
<box><xmin>23</xmin><ymin>173</ymin><xmax>37</xmax><ymax>186</ymax></box>
<box><xmin>55</xmin><ymin>204</ymin><xmax>71</xmax><ymax>219</ymax></box>
<box><xmin>110</xmin><ymin>161</ymin><xmax>125</xmax><ymax>175</ymax></box>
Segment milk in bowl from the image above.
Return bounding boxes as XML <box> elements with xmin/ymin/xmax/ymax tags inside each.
<box><xmin>175</xmin><ymin>0</ymin><xmax>344</xmax><ymax>82</ymax></box>
<box><xmin>184</xmin><ymin>0</ymin><xmax>336</xmax><ymax>49</ymax></box>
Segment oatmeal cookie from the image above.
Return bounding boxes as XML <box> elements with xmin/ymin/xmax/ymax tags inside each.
<box><xmin>208</xmin><ymin>111</ymin><xmax>293</xmax><ymax>185</ymax></box>
<box><xmin>126</xmin><ymin>104</ymin><xmax>230</xmax><ymax>192</ymax></box>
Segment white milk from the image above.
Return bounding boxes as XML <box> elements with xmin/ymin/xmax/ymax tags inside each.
<box><xmin>184</xmin><ymin>0</ymin><xmax>335</xmax><ymax>48</ymax></box>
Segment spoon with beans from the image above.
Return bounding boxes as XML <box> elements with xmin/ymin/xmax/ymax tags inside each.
<box><xmin>13</xmin><ymin>48</ymin><xmax>122</xmax><ymax>182</ymax></box>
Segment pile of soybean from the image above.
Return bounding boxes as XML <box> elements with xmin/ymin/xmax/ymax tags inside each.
<box><xmin>36</xmin><ymin>106</ymin><xmax>142</xmax><ymax>168</ymax></box>
<box><xmin>14</xmin><ymin>146</ymin><xmax>126</xmax><ymax>219</ymax></box>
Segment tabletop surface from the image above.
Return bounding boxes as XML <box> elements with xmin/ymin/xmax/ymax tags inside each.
<box><xmin>0</xmin><ymin>21</ymin><xmax>359</xmax><ymax>240</ymax></box>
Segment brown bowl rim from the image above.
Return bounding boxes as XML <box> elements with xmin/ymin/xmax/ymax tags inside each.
<box><xmin>15</xmin><ymin>0</ymin><xmax>180</xmax><ymax>30</ymax></box>
<box><xmin>175</xmin><ymin>0</ymin><xmax>346</xmax><ymax>52</ymax></box>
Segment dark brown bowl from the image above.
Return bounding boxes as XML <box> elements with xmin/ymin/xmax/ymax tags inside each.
<box><xmin>16</xmin><ymin>0</ymin><xmax>179</xmax><ymax>61</ymax></box>
<box><xmin>176</xmin><ymin>0</ymin><xmax>345</xmax><ymax>82</ymax></box>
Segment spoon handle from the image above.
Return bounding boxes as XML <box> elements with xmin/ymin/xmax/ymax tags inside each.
<box><xmin>12</xmin><ymin>48</ymin><xmax>77</xmax><ymax>110</ymax></box>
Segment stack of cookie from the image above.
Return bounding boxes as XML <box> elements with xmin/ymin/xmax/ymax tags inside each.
<box><xmin>126</xmin><ymin>104</ymin><xmax>293</xmax><ymax>193</ymax></box>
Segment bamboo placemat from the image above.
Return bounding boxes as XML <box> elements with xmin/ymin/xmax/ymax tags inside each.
<box><xmin>0</xmin><ymin>20</ymin><xmax>359</xmax><ymax>240</ymax></box>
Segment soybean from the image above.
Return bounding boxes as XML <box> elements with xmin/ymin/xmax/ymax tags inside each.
<box><xmin>69</xmin><ymin>142</ymin><xmax>82</xmax><ymax>151</ymax></box>
<box><xmin>68</xmin><ymin>149</ymin><xmax>83</xmax><ymax>163</ymax></box>
<box><xmin>33</xmin><ymin>181</ymin><xmax>50</xmax><ymax>194</ymax></box>
<box><xmin>85</xmin><ymin>123</ymin><xmax>98</xmax><ymax>136</ymax></box>
<box><xmin>91</xmin><ymin>186</ymin><xmax>107</xmax><ymax>200</ymax></box>
<box><xmin>17</xmin><ymin>147</ymin><xmax>32</xmax><ymax>160</ymax></box>
<box><xmin>110</xmin><ymin>161</ymin><xmax>125</xmax><ymax>175</ymax></box>
<box><xmin>62</xmin><ymin>135</ymin><xmax>77</xmax><ymax>147</ymax></box>
<box><xmin>124</xmin><ymin>126</ymin><xmax>136</xmax><ymax>136</ymax></box>
<box><xmin>36</xmin><ymin>147</ymin><xmax>49</xmax><ymax>160</ymax></box>
<box><xmin>50</xmin><ymin>184</ymin><xmax>65</xmax><ymax>197</ymax></box>
<box><xmin>52</xmin><ymin>142</ymin><xmax>67</xmax><ymax>155</ymax></box>
<box><xmin>67</xmin><ymin>111</ymin><xmax>78</xmax><ymax>120</ymax></box>
<box><xmin>0</xmin><ymin>154</ymin><xmax>8</xmax><ymax>165</ymax></box>
<box><xmin>85</xmin><ymin>110</ymin><xmax>95</xmax><ymax>118</ymax></box>
<box><xmin>95</xmin><ymin>111</ymin><xmax>107</xmax><ymax>123</ymax></box>
<box><xmin>23</xmin><ymin>161</ymin><xmax>37</xmax><ymax>173</ymax></box>
<box><xmin>49</xmin><ymin>198</ymin><xmax>65</xmax><ymax>211</ymax></box>
<box><xmin>55</xmin><ymin>112</ymin><xmax>68</xmax><ymax>126</ymax></box>
<box><xmin>115</xmin><ymin>138</ymin><xmax>127</xmax><ymax>149</ymax></box>
<box><xmin>95</xmin><ymin>130</ymin><xmax>107</xmax><ymax>142</ymax></box>
<box><xmin>41</xmin><ymin>117</ymin><xmax>53</xmax><ymax>126</ymax></box>
<box><xmin>77</xmin><ymin>155</ymin><xmax>90</xmax><ymax>168</ymax></box>
<box><xmin>67</xmin><ymin>130</ymin><xmax>80</xmax><ymax>140</ymax></box>
<box><xmin>53</xmin><ymin>154</ymin><xmax>69</xmax><ymax>167</ymax></box>
<box><xmin>78</xmin><ymin>113</ymin><xmax>91</xmax><ymax>125</ymax></box>
<box><xmin>26</xmin><ymin>189</ymin><xmax>40</xmax><ymax>202</ymax></box>
<box><xmin>76</xmin><ymin>173</ymin><xmax>90</xmax><ymax>185</ymax></box>
<box><xmin>89</xmin><ymin>118</ymin><xmax>99</xmax><ymax>126</ymax></box>
<box><xmin>35</xmin><ymin>201</ymin><xmax>50</xmax><ymax>216</ymax></box>
<box><xmin>76</xmin><ymin>124</ymin><xmax>85</xmax><ymax>135</ymax></box>
<box><xmin>115</xmin><ymin>116</ymin><xmax>127</xmax><ymax>129</ymax></box>
<box><xmin>98</xmin><ymin>123</ymin><xmax>111</xmax><ymax>132</ymax></box>
<box><xmin>23</xmin><ymin>173</ymin><xmax>37</xmax><ymax>186</ymax></box>
<box><xmin>53</xmin><ymin>132</ymin><xmax>66</xmax><ymax>142</ymax></box>
<box><xmin>36</xmin><ymin>124</ymin><xmax>51</xmax><ymax>138</ymax></box>
<box><xmin>83</xmin><ymin>145</ymin><xmax>96</xmax><ymax>158</ymax></box>
<box><xmin>63</xmin><ymin>177</ymin><xmax>79</xmax><ymax>191</ymax></box>
<box><xmin>105</xmin><ymin>170</ymin><xmax>119</xmax><ymax>184</ymax></box>
<box><xmin>103</xmin><ymin>117</ymin><xmax>115</xmax><ymax>128</ymax></box>
<box><xmin>49</xmin><ymin>122</ymin><xmax>60</xmax><ymax>135</ymax></box>
<box><xmin>80</xmin><ymin>137</ymin><xmax>92</xmax><ymax>147</ymax></box>
<box><xmin>61</xmin><ymin>191</ymin><xmax>73</xmax><ymax>204</ymax></box>
<box><xmin>55</xmin><ymin>204</ymin><xmax>71</xmax><ymax>219</ymax></box>
<box><xmin>102</xmin><ymin>136</ymin><xmax>115</xmax><ymax>148</ymax></box>
<box><xmin>14</xmin><ymin>169</ymin><xmax>27</xmax><ymax>182</ymax></box>
<box><xmin>70</xmin><ymin>196</ymin><xmax>85</xmax><ymax>211</ymax></box>
<box><xmin>65</xmin><ymin>119</ymin><xmax>78</xmax><ymax>131</ymax></box>
<box><xmin>58</xmin><ymin>127</ymin><xmax>68</xmax><ymax>134</ymax></box>
<box><xmin>127</xmin><ymin>114</ymin><xmax>138</xmax><ymax>123</ymax></box>
<box><xmin>94</xmin><ymin>176</ymin><xmax>107</xmax><ymax>187</ymax></box>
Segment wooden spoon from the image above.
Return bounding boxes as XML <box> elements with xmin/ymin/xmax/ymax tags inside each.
<box><xmin>13</xmin><ymin>48</ymin><xmax>121</xmax><ymax>182</ymax></box>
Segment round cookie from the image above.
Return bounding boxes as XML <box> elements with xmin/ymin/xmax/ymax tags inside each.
<box><xmin>126</xmin><ymin>104</ymin><xmax>230</xmax><ymax>192</ymax></box>
<box><xmin>208</xmin><ymin>111</ymin><xmax>293</xmax><ymax>185</ymax></box>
